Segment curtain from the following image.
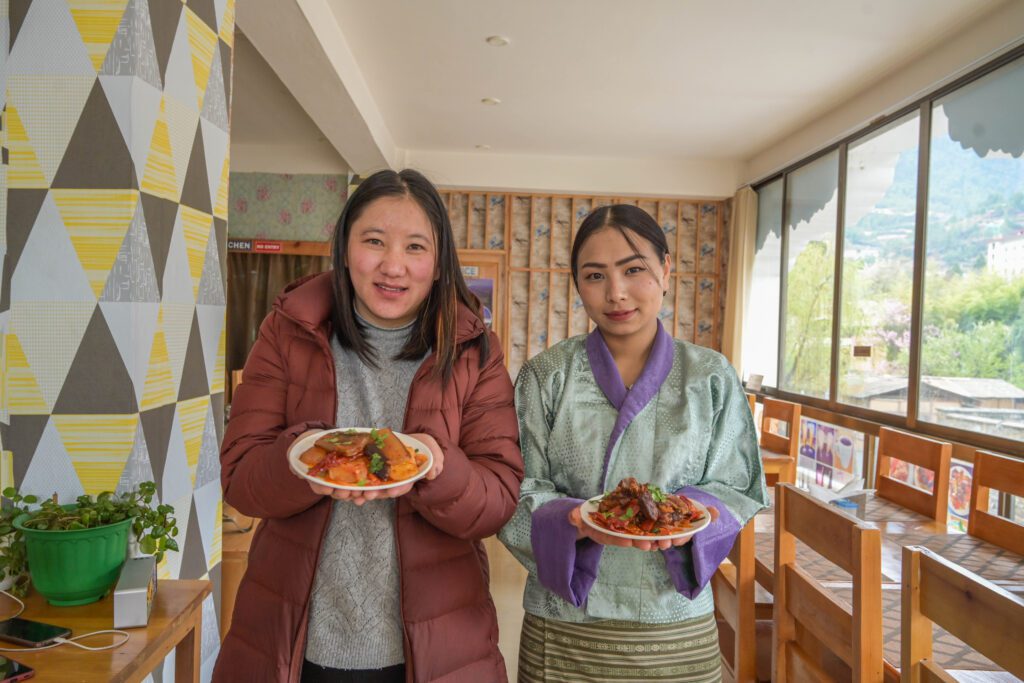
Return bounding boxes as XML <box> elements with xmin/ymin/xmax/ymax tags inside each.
<box><xmin>721</xmin><ymin>186</ymin><xmax>758</xmax><ymax>375</ymax></box>
<box><xmin>226</xmin><ymin>252</ymin><xmax>331</xmax><ymax>395</ymax></box>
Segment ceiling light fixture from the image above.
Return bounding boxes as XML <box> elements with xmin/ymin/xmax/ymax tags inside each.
<box><xmin>485</xmin><ymin>35</ymin><xmax>510</xmax><ymax>47</ymax></box>
<box><xmin>480</xmin><ymin>97</ymin><xmax>501</xmax><ymax>106</ymax></box>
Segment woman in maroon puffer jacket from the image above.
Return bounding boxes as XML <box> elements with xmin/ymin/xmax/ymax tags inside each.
<box><xmin>214</xmin><ymin>169</ymin><xmax>523</xmax><ymax>683</ymax></box>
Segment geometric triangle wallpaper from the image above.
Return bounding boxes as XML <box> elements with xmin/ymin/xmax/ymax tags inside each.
<box><xmin>0</xmin><ymin>2</ymin><xmax>234</xmax><ymax>680</ymax></box>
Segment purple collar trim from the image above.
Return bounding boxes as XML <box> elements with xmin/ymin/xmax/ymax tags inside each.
<box><xmin>585</xmin><ymin>321</ymin><xmax>674</xmax><ymax>491</ymax></box>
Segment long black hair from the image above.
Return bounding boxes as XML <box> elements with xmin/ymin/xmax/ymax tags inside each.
<box><xmin>570</xmin><ymin>204</ymin><xmax>670</xmax><ymax>287</ymax></box>
<box><xmin>330</xmin><ymin>169</ymin><xmax>487</xmax><ymax>381</ymax></box>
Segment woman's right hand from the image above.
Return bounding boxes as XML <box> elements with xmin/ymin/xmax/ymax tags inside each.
<box><xmin>567</xmin><ymin>504</ymin><xmax>691</xmax><ymax>552</ymax></box>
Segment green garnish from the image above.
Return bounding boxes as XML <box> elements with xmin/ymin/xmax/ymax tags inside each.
<box><xmin>356</xmin><ymin>479</ymin><xmax>368</xmax><ymax>486</ymax></box>
<box><xmin>649</xmin><ymin>485</ymin><xmax>667</xmax><ymax>503</ymax></box>
<box><xmin>369</xmin><ymin>428</ymin><xmax>386</xmax><ymax>449</ymax></box>
<box><xmin>369</xmin><ymin>452</ymin><xmax>385</xmax><ymax>474</ymax></box>
<box><xmin>619</xmin><ymin>507</ymin><xmax>636</xmax><ymax>521</ymax></box>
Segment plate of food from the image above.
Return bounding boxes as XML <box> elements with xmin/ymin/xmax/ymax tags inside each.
<box><xmin>580</xmin><ymin>477</ymin><xmax>711</xmax><ymax>541</ymax></box>
<box><xmin>288</xmin><ymin>427</ymin><xmax>433</xmax><ymax>491</ymax></box>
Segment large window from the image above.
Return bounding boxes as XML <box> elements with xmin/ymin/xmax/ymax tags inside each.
<box><xmin>838</xmin><ymin>113</ymin><xmax>920</xmax><ymax>414</ymax></box>
<box><xmin>742</xmin><ymin>179</ymin><xmax>782</xmax><ymax>387</ymax></box>
<box><xmin>783</xmin><ymin>152</ymin><xmax>839</xmax><ymax>399</ymax></box>
<box><xmin>749</xmin><ymin>49</ymin><xmax>1024</xmax><ymax>449</ymax></box>
<box><xmin>921</xmin><ymin>58</ymin><xmax>1024</xmax><ymax>439</ymax></box>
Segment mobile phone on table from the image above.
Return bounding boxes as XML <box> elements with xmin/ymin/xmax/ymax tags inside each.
<box><xmin>0</xmin><ymin>657</ymin><xmax>34</xmax><ymax>682</ymax></box>
<box><xmin>0</xmin><ymin>618</ymin><xmax>71</xmax><ymax>647</ymax></box>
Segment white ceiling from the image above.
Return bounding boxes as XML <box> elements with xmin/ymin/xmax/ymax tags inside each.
<box><xmin>325</xmin><ymin>0</ymin><xmax>1006</xmax><ymax>161</ymax></box>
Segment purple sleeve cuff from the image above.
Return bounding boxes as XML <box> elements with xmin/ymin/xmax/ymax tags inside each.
<box><xmin>531</xmin><ymin>498</ymin><xmax>605</xmax><ymax>608</ymax></box>
<box><xmin>661</xmin><ymin>487</ymin><xmax>740</xmax><ymax>599</ymax></box>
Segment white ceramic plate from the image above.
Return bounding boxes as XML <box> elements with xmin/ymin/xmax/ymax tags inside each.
<box><xmin>580</xmin><ymin>493</ymin><xmax>711</xmax><ymax>541</ymax></box>
<box><xmin>287</xmin><ymin>428</ymin><xmax>433</xmax><ymax>491</ymax></box>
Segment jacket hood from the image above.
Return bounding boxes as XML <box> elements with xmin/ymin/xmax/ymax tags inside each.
<box><xmin>275</xmin><ymin>271</ymin><xmax>487</xmax><ymax>343</ymax></box>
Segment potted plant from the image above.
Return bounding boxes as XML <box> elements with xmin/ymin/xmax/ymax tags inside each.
<box><xmin>1</xmin><ymin>482</ymin><xmax>179</xmax><ymax>606</ymax></box>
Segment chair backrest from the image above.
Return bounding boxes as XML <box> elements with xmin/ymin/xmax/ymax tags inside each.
<box><xmin>874</xmin><ymin>427</ymin><xmax>951</xmax><ymax>525</ymax></box>
<box><xmin>746</xmin><ymin>393</ymin><xmax>757</xmax><ymax>416</ymax></box>
<box><xmin>760</xmin><ymin>397</ymin><xmax>801</xmax><ymax>458</ymax></box>
<box><xmin>712</xmin><ymin>519</ymin><xmax>756</xmax><ymax>683</ymax></box>
<box><xmin>902</xmin><ymin>545</ymin><xmax>1024</xmax><ymax>681</ymax></box>
<box><xmin>968</xmin><ymin>450</ymin><xmax>1024</xmax><ymax>556</ymax></box>
<box><xmin>773</xmin><ymin>484</ymin><xmax>883</xmax><ymax>682</ymax></box>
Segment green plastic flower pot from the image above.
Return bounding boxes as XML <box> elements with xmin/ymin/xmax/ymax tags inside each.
<box><xmin>14</xmin><ymin>505</ymin><xmax>131</xmax><ymax>606</ymax></box>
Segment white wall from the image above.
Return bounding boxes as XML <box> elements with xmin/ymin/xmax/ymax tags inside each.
<box><xmin>743</xmin><ymin>1</ymin><xmax>1024</xmax><ymax>185</ymax></box>
<box><xmin>230</xmin><ymin>142</ymin><xmax>350</xmax><ymax>174</ymax></box>
<box><xmin>403</xmin><ymin>149</ymin><xmax>743</xmax><ymax>199</ymax></box>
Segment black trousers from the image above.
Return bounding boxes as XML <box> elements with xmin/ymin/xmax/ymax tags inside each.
<box><xmin>300</xmin><ymin>660</ymin><xmax>405</xmax><ymax>683</ymax></box>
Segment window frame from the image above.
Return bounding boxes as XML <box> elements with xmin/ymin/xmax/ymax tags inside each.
<box><xmin>751</xmin><ymin>43</ymin><xmax>1024</xmax><ymax>459</ymax></box>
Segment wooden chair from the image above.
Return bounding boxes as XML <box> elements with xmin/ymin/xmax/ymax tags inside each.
<box><xmin>760</xmin><ymin>397</ymin><xmax>800</xmax><ymax>486</ymax></box>
<box><xmin>874</xmin><ymin>427</ymin><xmax>951</xmax><ymax>525</ymax></box>
<box><xmin>713</xmin><ymin>519</ymin><xmax>757</xmax><ymax>683</ymax></box>
<box><xmin>968</xmin><ymin>450</ymin><xmax>1024</xmax><ymax>556</ymax></box>
<box><xmin>773</xmin><ymin>483</ymin><xmax>883</xmax><ymax>682</ymax></box>
<box><xmin>746</xmin><ymin>392</ymin><xmax>757</xmax><ymax>415</ymax></box>
<box><xmin>902</xmin><ymin>545</ymin><xmax>1024</xmax><ymax>681</ymax></box>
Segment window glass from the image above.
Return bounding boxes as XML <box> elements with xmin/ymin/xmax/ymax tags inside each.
<box><xmin>782</xmin><ymin>151</ymin><xmax>839</xmax><ymax>399</ymax></box>
<box><xmin>838</xmin><ymin>113</ymin><xmax>920</xmax><ymax>414</ymax></box>
<box><xmin>743</xmin><ymin>179</ymin><xmax>783</xmax><ymax>387</ymax></box>
<box><xmin>921</xmin><ymin>57</ymin><xmax>1024</xmax><ymax>440</ymax></box>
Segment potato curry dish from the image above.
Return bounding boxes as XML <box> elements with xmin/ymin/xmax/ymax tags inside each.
<box><xmin>299</xmin><ymin>428</ymin><xmax>426</xmax><ymax>486</ymax></box>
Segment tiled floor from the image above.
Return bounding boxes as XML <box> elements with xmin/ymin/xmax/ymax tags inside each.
<box><xmin>483</xmin><ymin>536</ymin><xmax>528</xmax><ymax>682</ymax></box>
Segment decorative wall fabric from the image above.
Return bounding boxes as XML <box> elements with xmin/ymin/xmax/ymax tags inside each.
<box><xmin>721</xmin><ymin>186</ymin><xmax>757</xmax><ymax>373</ymax></box>
<box><xmin>0</xmin><ymin>2</ymin><xmax>233</xmax><ymax>680</ymax></box>
<box><xmin>227</xmin><ymin>172</ymin><xmax>347</xmax><ymax>241</ymax></box>
<box><xmin>440</xmin><ymin>191</ymin><xmax>730</xmax><ymax>377</ymax></box>
<box><xmin>225</xmin><ymin>251</ymin><xmax>330</xmax><ymax>392</ymax></box>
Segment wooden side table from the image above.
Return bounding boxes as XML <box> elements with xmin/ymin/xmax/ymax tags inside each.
<box><xmin>6</xmin><ymin>579</ymin><xmax>210</xmax><ymax>682</ymax></box>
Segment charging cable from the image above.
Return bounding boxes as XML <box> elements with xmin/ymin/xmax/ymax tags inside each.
<box><xmin>0</xmin><ymin>589</ymin><xmax>130</xmax><ymax>652</ymax></box>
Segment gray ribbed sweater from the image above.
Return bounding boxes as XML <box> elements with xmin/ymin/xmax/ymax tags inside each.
<box><xmin>304</xmin><ymin>317</ymin><xmax>427</xmax><ymax>670</ymax></box>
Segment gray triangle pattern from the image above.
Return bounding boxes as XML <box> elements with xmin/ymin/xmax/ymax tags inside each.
<box><xmin>180</xmin><ymin>497</ymin><xmax>208</xmax><ymax>579</ymax></box>
<box><xmin>115</xmin><ymin>421</ymin><xmax>157</xmax><ymax>496</ymax></box>
<box><xmin>196</xmin><ymin>227</ymin><xmax>225</xmax><ymax>305</ymax></box>
<box><xmin>99</xmin><ymin>0</ymin><xmax>162</xmax><ymax>89</ymax></box>
<box><xmin>194</xmin><ymin>403</ymin><xmax>220</xmax><ymax>488</ymax></box>
<box><xmin>200</xmin><ymin>44</ymin><xmax>228</xmax><ymax>131</ymax></box>
<box><xmin>101</xmin><ymin>197</ymin><xmax>161</xmax><ymax>303</ymax></box>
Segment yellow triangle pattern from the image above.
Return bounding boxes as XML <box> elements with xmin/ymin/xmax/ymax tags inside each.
<box><xmin>214</xmin><ymin>147</ymin><xmax>230</xmax><ymax>219</ymax></box>
<box><xmin>68</xmin><ymin>1</ymin><xmax>130</xmax><ymax>71</ymax></box>
<box><xmin>210</xmin><ymin>497</ymin><xmax>223</xmax><ymax>566</ymax></box>
<box><xmin>141</xmin><ymin>307</ymin><xmax>175</xmax><ymax>411</ymax></box>
<box><xmin>179</xmin><ymin>206</ymin><xmax>211</xmax><ymax>299</ymax></box>
<box><xmin>0</xmin><ymin>451</ymin><xmax>14</xmax><ymax>493</ymax></box>
<box><xmin>53</xmin><ymin>414</ymin><xmax>139</xmax><ymax>495</ymax></box>
<box><xmin>212</xmin><ymin>324</ymin><xmax>226</xmax><ymax>394</ymax></box>
<box><xmin>4</xmin><ymin>334</ymin><xmax>49</xmax><ymax>414</ymax></box>
<box><xmin>140</xmin><ymin>98</ymin><xmax>178</xmax><ymax>201</ymax></box>
<box><xmin>185</xmin><ymin>8</ymin><xmax>218</xmax><ymax>110</ymax></box>
<box><xmin>6</xmin><ymin>105</ymin><xmax>48</xmax><ymax>189</ymax></box>
<box><xmin>52</xmin><ymin>190</ymin><xmax>138</xmax><ymax>298</ymax></box>
<box><xmin>219</xmin><ymin>0</ymin><xmax>235</xmax><ymax>47</ymax></box>
<box><xmin>178</xmin><ymin>396</ymin><xmax>209</xmax><ymax>487</ymax></box>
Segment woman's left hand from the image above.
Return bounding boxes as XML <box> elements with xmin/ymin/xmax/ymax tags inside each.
<box><xmin>645</xmin><ymin>505</ymin><xmax>718</xmax><ymax>551</ymax></box>
<box><xmin>409</xmin><ymin>432</ymin><xmax>444</xmax><ymax>480</ymax></box>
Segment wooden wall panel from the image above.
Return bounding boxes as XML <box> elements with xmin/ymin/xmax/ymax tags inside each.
<box><xmin>440</xmin><ymin>189</ymin><xmax>730</xmax><ymax>376</ymax></box>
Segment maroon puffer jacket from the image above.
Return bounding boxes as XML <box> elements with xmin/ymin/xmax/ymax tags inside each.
<box><xmin>213</xmin><ymin>273</ymin><xmax>523</xmax><ymax>683</ymax></box>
